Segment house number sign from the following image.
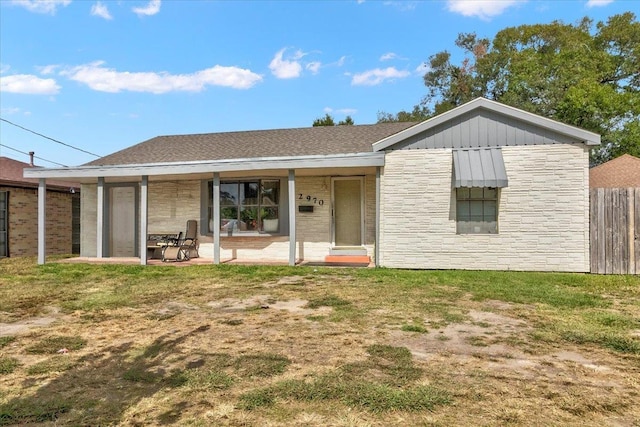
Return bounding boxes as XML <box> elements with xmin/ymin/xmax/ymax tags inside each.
<box><xmin>298</xmin><ymin>194</ymin><xmax>324</xmax><ymax>205</ymax></box>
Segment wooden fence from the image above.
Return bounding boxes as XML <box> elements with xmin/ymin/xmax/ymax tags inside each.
<box><xmin>590</xmin><ymin>188</ymin><xmax>640</xmax><ymax>274</ymax></box>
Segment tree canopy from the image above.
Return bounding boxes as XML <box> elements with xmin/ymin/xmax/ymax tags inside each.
<box><xmin>380</xmin><ymin>13</ymin><xmax>639</xmax><ymax>164</ymax></box>
<box><xmin>312</xmin><ymin>114</ymin><xmax>354</xmax><ymax>126</ymax></box>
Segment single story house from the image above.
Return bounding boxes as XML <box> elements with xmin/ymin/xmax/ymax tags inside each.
<box><xmin>1</xmin><ymin>155</ymin><xmax>80</xmax><ymax>258</ymax></box>
<box><xmin>24</xmin><ymin>98</ymin><xmax>600</xmax><ymax>271</ymax></box>
<box><xmin>590</xmin><ymin>154</ymin><xmax>640</xmax><ymax>188</ymax></box>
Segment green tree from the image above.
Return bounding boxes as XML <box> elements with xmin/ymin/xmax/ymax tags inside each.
<box><xmin>312</xmin><ymin>114</ymin><xmax>336</xmax><ymax>127</ymax></box>
<box><xmin>385</xmin><ymin>13</ymin><xmax>640</xmax><ymax>164</ymax></box>
<box><xmin>313</xmin><ymin>114</ymin><xmax>355</xmax><ymax>126</ymax></box>
<box><xmin>338</xmin><ymin>116</ymin><xmax>354</xmax><ymax>126</ymax></box>
<box><xmin>377</xmin><ymin>105</ymin><xmax>431</xmax><ymax>123</ymax></box>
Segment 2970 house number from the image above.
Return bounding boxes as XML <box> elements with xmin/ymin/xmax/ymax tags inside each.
<box><xmin>298</xmin><ymin>194</ymin><xmax>324</xmax><ymax>205</ymax></box>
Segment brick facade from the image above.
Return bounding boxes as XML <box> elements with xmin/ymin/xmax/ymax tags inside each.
<box><xmin>379</xmin><ymin>144</ymin><xmax>590</xmax><ymax>272</ymax></box>
<box><xmin>1</xmin><ymin>185</ymin><xmax>76</xmax><ymax>257</ymax></box>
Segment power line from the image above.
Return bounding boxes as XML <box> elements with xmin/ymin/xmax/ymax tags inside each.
<box><xmin>0</xmin><ymin>143</ymin><xmax>68</xmax><ymax>167</ymax></box>
<box><xmin>0</xmin><ymin>117</ymin><xmax>101</xmax><ymax>158</ymax></box>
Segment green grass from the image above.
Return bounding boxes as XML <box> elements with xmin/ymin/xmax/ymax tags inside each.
<box><xmin>26</xmin><ymin>357</ymin><xmax>77</xmax><ymax>375</ymax></box>
<box><xmin>0</xmin><ymin>259</ymin><xmax>639</xmax><ymax>425</ymax></box>
<box><xmin>0</xmin><ymin>337</ymin><xmax>15</xmax><ymax>349</ymax></box>
<box><xmin>401</xmin><ymin>323</ymin><xmax>428</xmax><ymax>333</ymax></box>
<box><xmin>0</xmin><ymin>357</ymin><xmax>20</xmax><ymax>375</ymax></box>
<box><xmin>24</xmin><ymin>336</ymin><xmax>87</xmax><ymax>354</ymax></box>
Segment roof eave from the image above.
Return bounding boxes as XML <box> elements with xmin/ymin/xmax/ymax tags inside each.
<box><xmin>372</xmin><ymin>98</ymin><xmax>601</xmax><ymax>151</ymax></box>
<box><xmin>23</xmin><ymin>152</ymin><xmax>385</xmax><ymax>179</ymax></box>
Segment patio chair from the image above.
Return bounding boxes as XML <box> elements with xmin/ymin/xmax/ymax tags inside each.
<box><xmin>161</xmin><ymin>231</ymin><xmax>184</xmax><ymax>262</ymax></box>
<box><xmin>181</xmin><ymin>219</ymin><xmax>199</xmax><ymax>259</ymax></box>
<box><xmin>161</xmin><ymin>220</ymin><xmax>198</xmax><ymax>262</ymax></box>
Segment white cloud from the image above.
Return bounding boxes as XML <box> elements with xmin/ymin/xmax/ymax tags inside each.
<box><xmin>446</xmin><ymin>0</ymin><xmax>521</xmax><ymax>20</ymax></box>
<box><xmin>0</xmin><ymin>74</ymin><xmax>61</xmax><ymax>94</ymax></box>
<box><xmin>61</xmin><ymin>61</ymin><xmax>262</xmax><ymax>93</ymax></box>
<box><xmin>10</xmin><ymin>0</ymin><xmax>71</xmax><ymax>14</ymax></box>
<box><xmin>380</xmin><ymin>52</ymin><xmax>399</xmax><ymax>61</ymax></box>
<box><xmin>0</xmin><ymin>64</ymin><xmax>10</xmax><ymax>75</ymax></box>
<box><xmin>383</xmin><ymin>1</ymin><xmax>418</xmax><ymax>11</ymax></box>
<box><xmin>586</xmin><ymin>0</ymin><xmax>613</xmax><ymax>7</ymax></box>
<box><xmin>415</xmin><ymin>62</ymin><xmax>429</xmax><ymax>74</ymax></box>
<box><xmin>91</xmin><ymin>1</ymin><xmax>112</xmax><ymax>19</ymax></box>
<box><xmin>132</xmin><ymin>0</ymin><xmax>161</xmax><ymax>16</ymax></box>
<box><xmin>37</xmin><ymin>64</ymin><xmax>59</xmax><ymax>75</ymax></box>
<box><xmin>351</xmin><ymin>67</ymin><xmax>410</xmax><ymax>86</ymax></box>
<box><xmin>324</xmin><ymin>107</ymin><xmax>357</xmax><ymax>115</ymax></box>
<box><xmin>306</xmin><ymin>61</ymin><xmax>321</xmax><ymax>74</ymax></box>
<box><xmin>269</xmin><ymin>48</ymin><xmax>303</xmax><ymax>79</ymax></box>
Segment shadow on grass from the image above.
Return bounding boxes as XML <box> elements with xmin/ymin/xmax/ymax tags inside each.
<box><xmin>0</xmin><ymin>324</ymin><xmax>212</xmax><ymax>426</ymax></box>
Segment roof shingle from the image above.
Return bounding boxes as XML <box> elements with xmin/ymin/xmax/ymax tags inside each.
<box><xmin>590</xmin><ymin>154</ymin><xmax>640</xmax><ymax>188</ymax></box>
<box><xmin>85</xmin><ymin>122</ymin><xmax>417</xmax><ymax>166</ymax></box>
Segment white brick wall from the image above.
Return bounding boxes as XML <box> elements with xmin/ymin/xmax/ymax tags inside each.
<box><xmin>379</xmin><ymin>144</ymin><xmax>590</xmax><ymax>272</ymax></box>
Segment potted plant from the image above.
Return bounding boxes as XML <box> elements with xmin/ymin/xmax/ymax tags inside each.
<box><xmin>261</xmin><ymin>207</ymin><xmax>279</xmax><ymax>233</ymax></box>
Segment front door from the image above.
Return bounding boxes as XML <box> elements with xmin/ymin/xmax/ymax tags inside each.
<box><xmin>109</xmin><ymin>186</ymin><xmax>137</xmax><ymax>257</ymax></box>
<box><xmin>332</xmin><ymin>177</ymin><xmax>364</xmax><ymax>247</ymax></box>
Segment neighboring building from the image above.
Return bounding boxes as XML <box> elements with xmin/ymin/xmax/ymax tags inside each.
<box><xmin>590</xmin><ymin>154</ymin><xmax>640</xmax><ymax>188</ymax></box>
<box><xmin>0</xmin><ymin>156</ymin><xmax>80</xmax><ymax>258</ymax></box>
<box><xmin>24</xmin><ymin>98</ymin><xmax>599</xmax><ymax>271</ymax></box>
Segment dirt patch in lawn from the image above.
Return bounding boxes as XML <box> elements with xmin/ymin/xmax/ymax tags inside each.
<box><xmin>0</xmin><ymin>306</ymin><xmax>64</xmax><ymax>337</ymax></box>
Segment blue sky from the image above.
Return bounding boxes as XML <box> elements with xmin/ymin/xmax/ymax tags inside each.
<box><xmin>0</xmin><ymin>0</ymin><xmax>635</xmax><ymax>167</ymax></box>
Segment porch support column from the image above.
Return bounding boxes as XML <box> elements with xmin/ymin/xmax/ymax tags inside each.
<box><xmin>375</xmin><ymin>167</ymin><xmax>381</xmax><ymax>267</ymax></box>
<box><xmin>213</xmin><ymin>172</ymin><xmax>220</xmax><ymax>264</ymax></box>
<box><xmin>288</xmin><ymin>169</ymin><xmax>296</xmax><ymax>266</ymax></box>
<box><xmin>139</xmin><ymin>175</ymin><xmax>148</xmax><ymax>265</ymax></box>
<box><xmin>97</xmin><ymin>177</ymin><xmax>105</xmax><ymax>258</ymax></box>
<box><xmin>37</xmin><ymin>178</ymin><xmax>46</xmax><ymax>265</ymax></box>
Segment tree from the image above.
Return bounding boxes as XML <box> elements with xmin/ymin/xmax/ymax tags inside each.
<box><xmin>384</xmin><ymin>13</ymin><xmax>640</xmax><ymax>164</ymax></box>
<box><xmin>377</xmin><ymin>105</ymin><xmax>431</xmax><ymax>123</ymax></box>
<box><xmin>312</xmin><ymin>113</ymin><xmax>335</xmax><ymax>127</ymax></box>
<box><xmin>338</xmin><ymin>116</ymin><xmax>354</xmax><ymax>126</ymax></box>
<box><xmin>312</xmin><ymin>114</ymin><xmax>355</xmax><ymax>126</ymax></box>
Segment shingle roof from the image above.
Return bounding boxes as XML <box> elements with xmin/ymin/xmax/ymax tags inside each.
<box><xmin>0</xmin><ymin>157</ymin><xmax>80</xmax><ymax>190</ymax></box>
<box><xmin>590</xmin><ymin>154</ymin><xmax>640</xmax><ymax>188</ymax></box>
<box><xmin>85</xmin><ymin>122</ymin><xmax>417</xmax><ymax>166</ymax></box>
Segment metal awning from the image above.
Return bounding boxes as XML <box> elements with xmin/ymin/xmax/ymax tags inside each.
<box><xmin>452</xmin><ymin>148</ymin><xmax>508</xmax><ymax>188</ymax></box>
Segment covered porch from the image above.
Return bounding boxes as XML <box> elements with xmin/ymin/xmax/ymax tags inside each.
<box><xmin>25</xmin><ymin>153</ymin><xmax>384</xmax><ymax>267</ymax></box>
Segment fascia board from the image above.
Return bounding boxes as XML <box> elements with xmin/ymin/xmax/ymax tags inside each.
<box><xmin>23</xmin><ymin>152</ymin><xmax>385</xmax><ymax>179</ymax></box>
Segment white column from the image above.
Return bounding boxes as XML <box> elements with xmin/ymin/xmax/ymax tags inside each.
<box><xmin>97</xmin><ymin>177</ymin><xmax>105</xmax><ymax>258</ymax></box>
<box><xmin>375</xmin><ymin>167</ymin><xmax>381</xmax><ymax>267</ymax></box>
<box><xmin>37</xmin><ymin>178</ymin><xmax>46</xmax><ymax>265</ymax></box>
<box><xmin>140</xmin><ymin>176</ymin><xmax>148</xmax><ymax>265</ymax></box>
<box><xmin>288</xmin><ymin>169</ymin><xmax>296</xmax><ymax>266</ymax></box>
<box><xmin>213</xmin><ymin>172</ymin><xmax>220</xmax><ymax>264</ymax></box>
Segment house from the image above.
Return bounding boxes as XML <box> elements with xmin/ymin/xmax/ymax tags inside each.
<box><xmin>24</xmin><ymin>98</ymin><xmax>600</xmax><ymax>271</ymax></box>
<box><xmin>0</xmin><ymin>155</ymin><xmax>80</xmax><ymax>258</ymax></box>
<box><xmin>590</xmin><ymin>154</ymin><xmax>640</xmax><ymax>188</ymax></box>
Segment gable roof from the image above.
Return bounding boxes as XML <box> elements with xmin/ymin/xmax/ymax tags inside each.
<box><xmin>372</xmin><ymin>98</ymin><xmax>601</xmax><ymax>151</ymax></box>
<box><xmin>0</xmin><ymin>157</ymin><xmax>80</xmax><ymax>191</ymax></box>
<box><xmin>86</xmin><ymin>122</ymin><xmax>416</xmax><ymax>167</ymax></box>
<box><xmin>590</xmin><ymin>154</ymin><xmax>640</xmax><ymax>188</ymax></box>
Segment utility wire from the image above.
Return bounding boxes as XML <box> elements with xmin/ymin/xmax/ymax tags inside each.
<box><xmin>0</xmin><ymin>117</ymin><xmax>101</xmax><ymax>158</ymax></box>
<box><xmin>0</xmin><ymin>143</ymin><xmax>68</xmax><ymax>167</ymax></box>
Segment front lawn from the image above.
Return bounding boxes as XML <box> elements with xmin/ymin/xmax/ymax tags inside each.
<box><xmin>1</xmin><ymin>258</ymin><xmax>639</xmax><ymax>425</ymax></box>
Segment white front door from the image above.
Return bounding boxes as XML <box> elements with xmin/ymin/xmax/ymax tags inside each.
<box><xmin>332</xmin><ymin>177</ymin><xmax>364</xmax><ymax>247</ymax></box>
<box><xmin>109</xmin><ymin>186</ymin><xmax>136</xmax><ymax>257</ymax></box>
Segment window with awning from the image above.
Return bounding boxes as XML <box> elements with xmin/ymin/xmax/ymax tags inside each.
<box><xmin>453</xmin><ymin>148</ymin><xmax>507</xmax><ymax>234</ymax></box>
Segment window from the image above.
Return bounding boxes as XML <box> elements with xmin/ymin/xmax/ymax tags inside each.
<box><xmin>207</xmin><ymin>180</ymin><xmax>280</xmax><ymax>234</ymax></box>
<box><xmin>456</xmin><ymin>187</ymin><xmax>497</xmax><ymax>234</ymax></box>
<box><xmin>0</xmin><ymin>191</ymin><xmax>7</xmax><ymax>257</ymax></box>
